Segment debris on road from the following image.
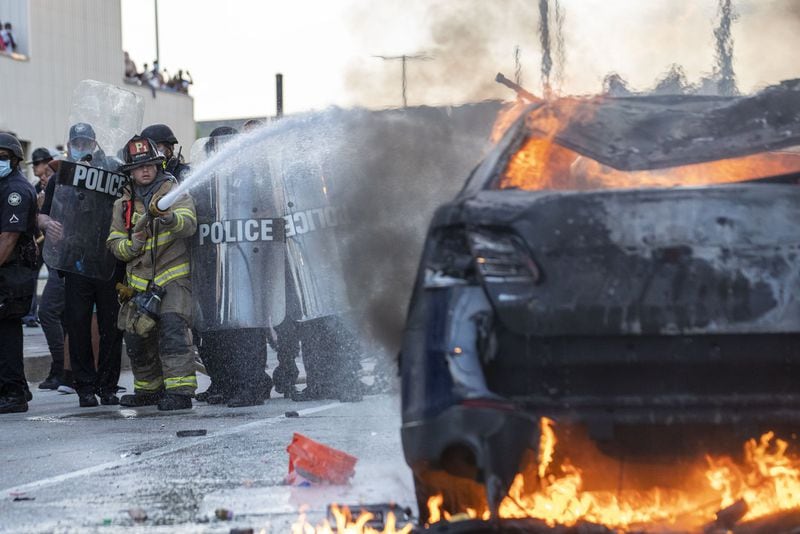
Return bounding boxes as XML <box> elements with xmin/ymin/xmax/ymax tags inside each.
<box><xmin>286</xmin><ymin>432</ymin><xmax>357</xmax><ymax>485</ymax></box>
<box><xmin>229</xmin><ymin>529</ymin><xmax>253</xmax><ymax>534</ymax></box>
<box><xmin>127</xmin><ymin>507</ymin><xmax>147</xmax><ymax>522</ymax></box>
<box><xmin>215</xmin><ymin>508</ymin><xmax>234</xmax><ymax>520</ymax></box>
<box><xmin>176</xmin><ymin>429</ymin><xmax>207</xmax><ymax>437</ymax></box>
<box><xmin>285</xmin><ymin>410</ymin><xmax>300</xmax><ymax>418</ymax></box>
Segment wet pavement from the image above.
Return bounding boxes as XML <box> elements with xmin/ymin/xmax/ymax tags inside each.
<box><xmin>0</xmin><ymin>372</ymin><xmax>414</xmax><ymax>533</ymax></box>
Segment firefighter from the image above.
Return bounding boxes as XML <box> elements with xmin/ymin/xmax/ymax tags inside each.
<box><xmin>107</xmin><ymin>135</ymin><xmax>198</xmax><ymax>410</ymax></box>
<box><xmin>140</xmin><ymin>123</ymin><xmax>190</xmax><ymax>181</ymax></box>
<box><xmin>0</xmin><ymin>133</ymin><xmax>38</xmax><ymax>413</ymax></box>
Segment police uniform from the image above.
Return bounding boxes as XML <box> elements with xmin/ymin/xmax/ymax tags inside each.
<box><xmin>58</xmin><ymin>123</ymin><xmax>125</xmax><ymax>408</ymax></box>
<box><xmin>166</xmin><ymin>158</ymin><xmax>190</xmax><ymax>183</ymax></box>
<box><xmin>107</xmin><ymin>135</ymin><xmax>198</xmax><ymax>411</ymax></box>
<box><xmin>0</xmin><ymin>134</ymin><xmax>38</xmax><ymax>413</ymax></box>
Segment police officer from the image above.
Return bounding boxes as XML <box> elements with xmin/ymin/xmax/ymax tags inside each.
<box><xmin>61</xmin><ymin>122</ymin><xmax>126</xmax><ymax>407</ymax></box>
<box><xmin>107</xmin><ymin>135</ymin><xmax>198</xmax><ymax>410</ymax></box>
<box><xmin>0</xmin><ymin>133</ymin><xmax>39</xmax><ymax>413</ymax></box>
<box><xmin>193</xmin><ymin>126</ymin><xmax>274</xmax><ymax>408</ymax></box>
<box><xmin>140</xmin><ymin>124</ymin><xmax>190</xmax><ymax>181</ymax></box>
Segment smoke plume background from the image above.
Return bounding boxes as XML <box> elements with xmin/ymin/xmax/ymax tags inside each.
<box><xmin>342</xmin><ymin>0</ymin><xmax>800</xmax><ymax>107</ymax></box>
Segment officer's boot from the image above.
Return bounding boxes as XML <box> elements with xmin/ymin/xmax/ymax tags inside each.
<box><xmin>0</xmin><ymin>394</ymin><xmax>28</xmax><ymax>414</ymax></box>
<box><xmin>157</xmin><ymin>393</ymin><xmax>192</xmax><ymax>411</ymax></box>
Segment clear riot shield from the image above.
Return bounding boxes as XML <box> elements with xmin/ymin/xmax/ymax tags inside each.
<box><xmin>189</xmin><ymin>134</ymin><xmax>286</xmax><ymax>331</ymax></box>
<box><xmin>42</xmin><ymin>80</ymin><xmax>143</xmax><ymax>280</ymax></box>
<box><xmin>268</xmin><ymin>119</ymin><xmax>352</xmax><ymax>322</ymax></box>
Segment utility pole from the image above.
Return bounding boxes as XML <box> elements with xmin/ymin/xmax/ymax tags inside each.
<box><xmin>373</xmin><ymin>53</ymin><xmax>433</xmax><ymax>108</ymax></box>
<box><xmin>154</xmin><ymin>0</ymin><xmax>160</xmax><ymax>67</ymax></box>
<box><xmin>276</xmin><ymin>73</ymin><xmax>284</xmax><ymax>119</ymax></box>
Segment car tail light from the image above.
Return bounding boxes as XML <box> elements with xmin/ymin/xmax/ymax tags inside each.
<box><xmin>467</xmin><ymin>229</ymin><xmax>541</xmax><ymax>284</ymax></box>
<box><xmin>424</xmin><ymin>227</ymin><xmax>478</xmax><ymax>288</ymax></box>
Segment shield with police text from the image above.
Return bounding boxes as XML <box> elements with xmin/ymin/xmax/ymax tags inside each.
<box><xmin>42</xmin><ymin>80</ymin><xmax>143</xmax><ymax>279</ymax></box>
<box><xmin>278</xmin><ymin>153</ymin><xmax>352</xmax><ymax>322</ymax></box>
<box><xmin>226</xmin><ymin>117</ymin><xmax>354</xmax><ymax>322</ymax></box>
<box><xmin>189</xmin><ymin>135</ymin><xmax>286</xmax><ymax>330</ymax></box>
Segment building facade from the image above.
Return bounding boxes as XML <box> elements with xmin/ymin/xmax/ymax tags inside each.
<box><xmin>0</xmin><ymin>0</ymin><xmax>194</xmax><ymax>164</ymax></box>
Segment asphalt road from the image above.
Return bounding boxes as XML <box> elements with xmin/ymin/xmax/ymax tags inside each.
<box><xmin>0</xmin><ymin>372</ymin><xmax>415</xmax><ymax>533</ymax></box>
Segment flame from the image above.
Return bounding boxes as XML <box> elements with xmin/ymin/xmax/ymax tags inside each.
<box><xmin>537</xmin><ymin>417</ymin><xmax>556</xmax><ymax>479</ymax></box>
<box><xmin>291</xmin><ymin>505</ymin><xmax>413</xmax><ymax>534</ymax></box>
<box><xmin>497</xmin><ymin>100</ymin><xmax>800</xmax><ymax>191</ymax></box>
<box><xmin>426</xmin><ymin>420</ymin><xmax>800</xmax><ymax>530</ymax></box>
<box><xmin>490</xmin><ymin>99</ymin><xmax>531</xmax><ymax>143</ymax></box>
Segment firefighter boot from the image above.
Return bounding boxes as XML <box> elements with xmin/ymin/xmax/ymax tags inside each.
<box><xmin>157</xmin><ymin>393</ymin><xmax>192</xmax><ymax>411</ymax></box>
<box><xmin>120</xmin><ymin>391</ymin><xmax>163</xmax><ymax>407</ymax></box>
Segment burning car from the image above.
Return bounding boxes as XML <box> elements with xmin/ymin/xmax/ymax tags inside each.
<box><xmin>400</xmin><ymin>79</ymin><xmax>800</xmax><ymax>527</ymax></box>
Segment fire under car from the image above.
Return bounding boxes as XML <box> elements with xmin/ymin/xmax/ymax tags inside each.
<box><xmin>400</xmin><ymin>79</ymin><xmax>800</xmax><ymax>524</ymax></box>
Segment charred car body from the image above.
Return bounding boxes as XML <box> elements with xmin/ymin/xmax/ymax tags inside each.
<box><xmin>400</xmin><ymin>80</ymin><xmax>800</xmax><ymax>519</ymax></box>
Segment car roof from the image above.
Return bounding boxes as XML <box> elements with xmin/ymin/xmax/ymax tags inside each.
<box><xmin>525</xmin><ymin>79</ymin><xmax>800</xmax><ymax>171</ymax></box>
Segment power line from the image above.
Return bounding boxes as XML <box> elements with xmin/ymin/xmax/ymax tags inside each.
<box><xmin>373</xmin><ymin>53</ymin><xmax>434</xmax><ymax>108</ymax></box>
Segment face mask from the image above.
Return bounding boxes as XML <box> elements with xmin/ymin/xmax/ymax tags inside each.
<box><xmin>70</xmin><ymin>148</ymin><xmax>92</xmax><ymax>162</ymax></box>
<box><xmin>0</xmin><ymin>160</ymin><xmax>11</xmax><ymax>178</ymax></box>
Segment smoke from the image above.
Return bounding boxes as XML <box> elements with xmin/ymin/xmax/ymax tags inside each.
<box><xmin>714</xmin><ymin>0</ymin><xmax>738</xmax><ymax>96</ymax></box>
<box><xmin>343</xmin><ymin>0</ymin><xmax>542</xmax><ymax>106</ymax></box>
<box><xmin>331</xmin><ymin>104</ymin><xmax>501</xmax><ymax>356</ymax></box>
<box><xmin>539</xmin><ymin>0</ymin><xmax>553</xmax><ymax>97</ymax></box>
<box><xmin>342</xmin><ymin>1</ymin><xmax>800</xmax><ymax>108</ymax></box>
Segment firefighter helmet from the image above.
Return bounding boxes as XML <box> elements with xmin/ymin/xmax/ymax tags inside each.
<box><xmin>121</xmin><ymin>135</ymin><xmax>165</xmax><ymax>172</ymax></box>
<box><xmin>141</xmin><ymin>123</ymin><xmax>178</xmax><ymax>145</ymax></box>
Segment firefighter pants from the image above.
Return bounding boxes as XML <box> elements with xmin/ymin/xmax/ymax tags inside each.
<box><xmin>124</xmin><ymin>279</ymin><xmax>196</xmax><ymax>396</ymax></box>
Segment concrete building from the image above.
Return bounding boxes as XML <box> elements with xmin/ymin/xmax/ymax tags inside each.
<box><xmin>0</xmin><ymin>0</ymin><xmax>194</xmax><ymax>165</ymax></box>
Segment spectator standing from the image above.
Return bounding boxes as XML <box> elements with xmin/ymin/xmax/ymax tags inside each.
<box><xmin>124</xmin><ymin>51</ymin><xmax>138</xmax><ymax>80</ymax></box>
<box><xmin>0</xmin><ymin>133</ymin><xmax>38</xmax><ymax>413</ymax></box>
<box><xmin>1</xmin><ymin>23</ymin><xmax>16</xmax><ymax>53</ymax></box>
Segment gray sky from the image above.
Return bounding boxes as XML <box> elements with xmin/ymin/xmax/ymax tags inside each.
<box><xmin>121</xmin><ymin>0</ymin><xmax>800</xmax><ymax>121</ymax></box>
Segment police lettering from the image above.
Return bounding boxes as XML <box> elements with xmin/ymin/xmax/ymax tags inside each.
<box><xmin>72</xmin><ymin>164</ymin><xmax>124</xmax><ymax>197</ymax></box>
<box><xmin>198</xmin><ymin>206</ymin><xmax>350</xmax><ymax>245</ymax></box>
<box><xmin>199</xmin><ymin>218</ymin><xmax>276</xmax><ymax>246</ymax></box>
<box><xmin>283</xmin><ymin>205</ymin><xmax>349</xmax><ymax>237</ymax></box>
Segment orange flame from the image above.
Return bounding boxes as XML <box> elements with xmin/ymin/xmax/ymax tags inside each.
<box><xmin>426</xmin><ymin>421</ymin><xmax>800</xmax><ymax>530</ymax></box>
<box><xmin>496</xmin><ymin>100</ymin><xmax>800</xmax><ymax>191</ymax></box>
<box><xmin>291</xmin><ymin>505</ymin><xmax>413</xmax><ymax>534</ymax></box>
<box><xmin>490</xmin><ymin>99</ymin><xmax>531</xmax><ymax>143</ymax></box>
<box><xmin>537</xmin><ymin>417</ymin><xmax>556</xmax><ymax>480</ymax></box>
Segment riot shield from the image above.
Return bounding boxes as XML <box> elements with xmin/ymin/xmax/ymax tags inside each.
<box><xmin>279</xmin><ymin>154</ymin><xmax>352</xmax><ymax>322</ymax></box>
<box><xmin>189</xmin><ymin>134</ymin><xmax>286</xmax><ymax>331</ymax></box>
<box><xmin>42</xmin><ymin>80</ymin><xmax>143</xmax><ymax>280</ymax></box>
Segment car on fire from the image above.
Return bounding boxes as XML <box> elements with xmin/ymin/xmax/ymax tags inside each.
<box><xmin>400</xmin><ymin>80</ymin><xmax>800</xmax><ymax>522</ymax></box>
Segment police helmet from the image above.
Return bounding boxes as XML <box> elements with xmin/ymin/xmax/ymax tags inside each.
<box><xmin>120</xmin><ymin>135</ymin><xmax>165</xmax><ymax>172</ymax></box>
<box><xmin>0</xmin><ymin>132</ymin><xmax>24</xmax><ymax>161</ymax></box>
<box><xmin>205</xmin><ymin>126</ymin><xmax>238</xmax><ymax>154</ymax></box>
<box><xmin>209</xmin><ymin>126</ymin><xmax>238</xmax><ymax>138</ymax></box>
<box><xmin>141</xmin><ymin>124</ymin><xmax>178</xmax><ymax>145</ymax></box>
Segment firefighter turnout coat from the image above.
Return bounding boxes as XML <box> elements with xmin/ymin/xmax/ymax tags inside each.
<box><xmin>106</xmin><ymin>176</ymin><xmax>199</xmax><ymax>395</ymax></box>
